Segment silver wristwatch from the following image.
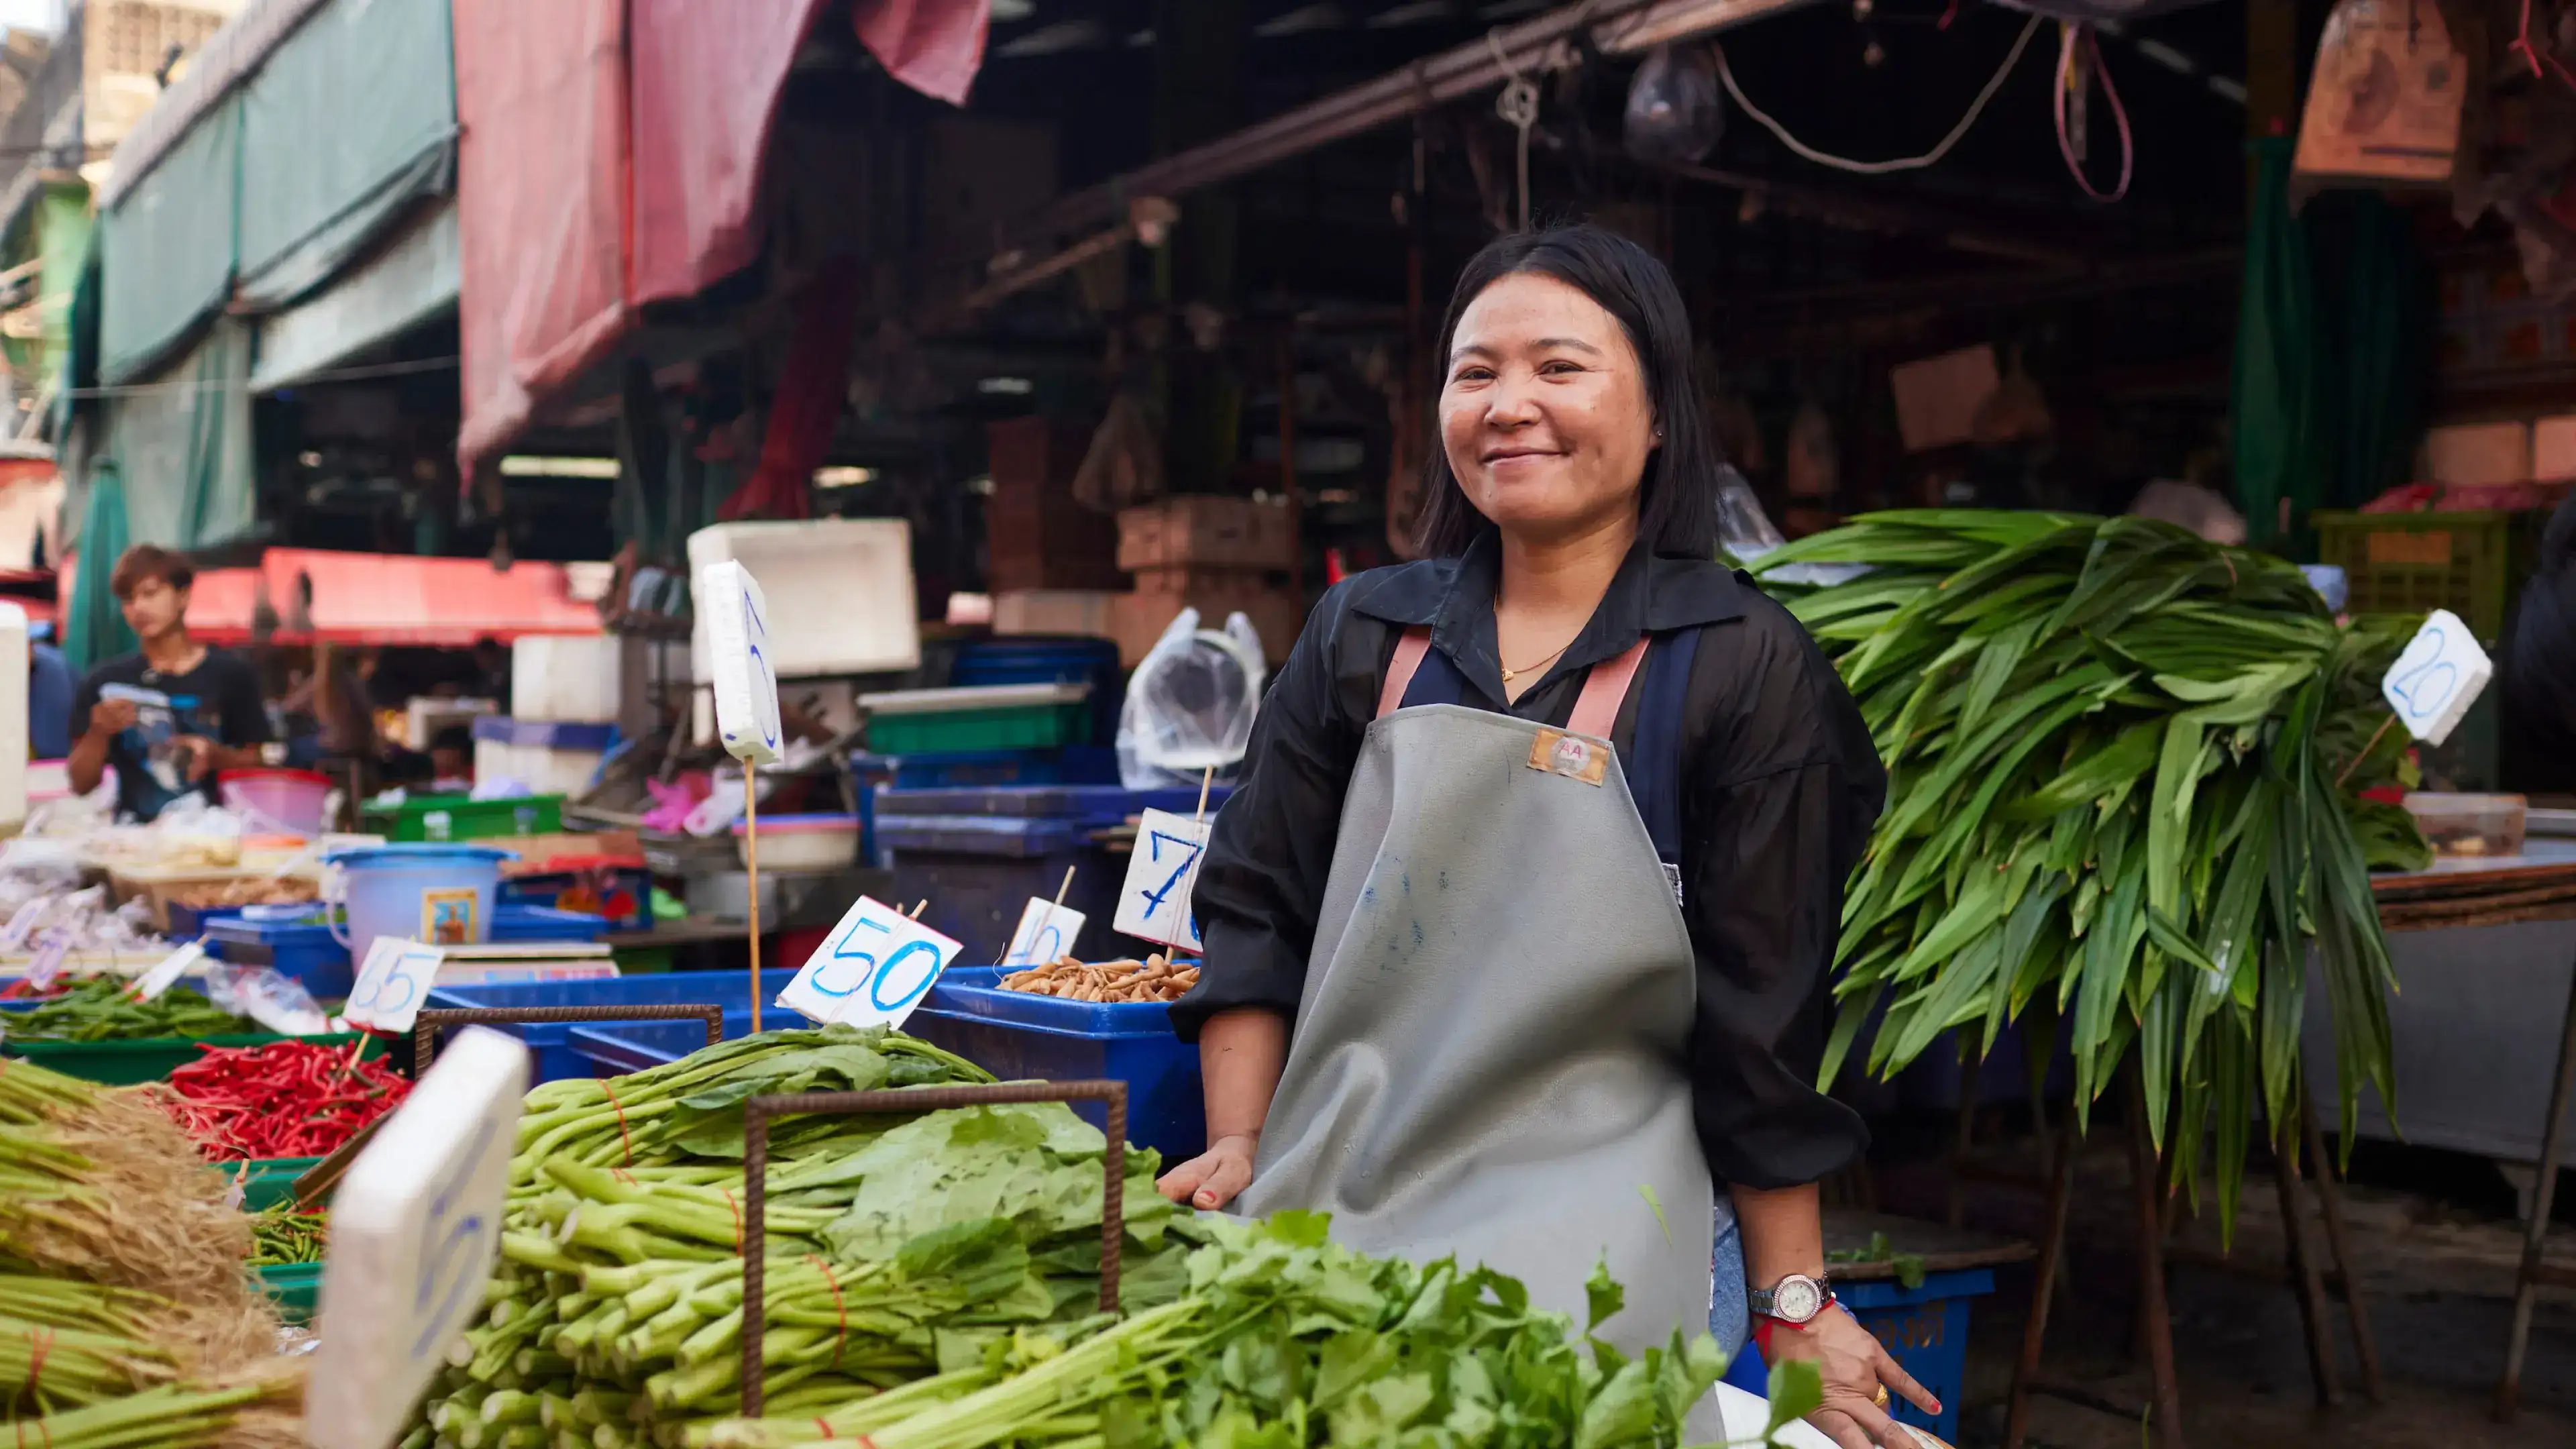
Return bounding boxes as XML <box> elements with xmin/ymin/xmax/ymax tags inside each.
<box><xmin>1750</xmin><ymin>1272</ymin><xmax>1833</xmax><ymax>1324</ymax></box>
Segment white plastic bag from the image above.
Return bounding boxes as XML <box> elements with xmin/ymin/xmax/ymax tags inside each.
<box><xmin>1717</xmin><ymin>466</ymin><xmax>1873</xmax><ymax>588</ymax></box>
<box><xmin>1117</xmin><ymin>608</ymin><xmax>1268</xmax><ymax>790</ymax></box>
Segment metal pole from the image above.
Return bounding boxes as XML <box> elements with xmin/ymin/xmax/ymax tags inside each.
<box><xmin>997</xmin><ymin>0</ymin><xmax>1815</xmax><ymax>252</ymax></box>
<box><xmin>2002</xmin><ymin>1120</ymin><xmax>2077</xmax><ymax>1449</ymax></box>
<box><xmin>2127</xmin><ymin>1071</ymin><xmax>2187</xmax><ymax>1449</ymax></box>
<box><xmin>2497</xmin><ymin>945</ymin><xmax>2576</xmax><ymax>1421</ymax></box>
<box><xmin>2301</xmin><ymin>1077</ymin><xmax>2385</xmax><ymax>1403</ymax></box>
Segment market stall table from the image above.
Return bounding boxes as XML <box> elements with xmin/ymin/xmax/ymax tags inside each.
<box><xmin>2348</xmin><ymin>845</ymin><xmax>2576</xmax><ymax>1422</ymax></box>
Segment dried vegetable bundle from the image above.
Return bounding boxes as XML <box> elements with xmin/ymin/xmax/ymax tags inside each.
<box><xmin>1752</xmin><ymin>513</ymin><xmax>2426</xmax><ymax>1228</ymax></box>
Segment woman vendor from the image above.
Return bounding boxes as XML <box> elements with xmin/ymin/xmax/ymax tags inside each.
<box><xmin>1163</xmin><ymin>226</ymin><xmax>1935</xmax><ymax>1448</ymax></box>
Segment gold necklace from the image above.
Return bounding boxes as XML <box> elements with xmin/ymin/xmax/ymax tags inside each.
<box><xmin>1499</xmin><ymin>636</ymin><xmax>1576</xmax><ymax>685</ymax></box>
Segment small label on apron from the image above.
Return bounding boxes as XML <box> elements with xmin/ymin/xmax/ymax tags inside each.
<box><xmin>1527</xmin><ymin>729</ymin><xmax>1610</xmax><ymax>786</ymax></box>
<box><xmin>1663</xmin><ymin>861</ymin><xmax>1685</xmax><ymax>909</ymax></box>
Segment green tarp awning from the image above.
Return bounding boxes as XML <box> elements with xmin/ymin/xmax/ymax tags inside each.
<box><xmin>99</xmin><ymin>94</ymin><xmax>240</xmax><ymax>386</ymax></box>
<box><xmin>252</xmin><ymin>197</ymin><xmax>458</xmax><ymax>392</ymax></box>
<box><xmin>105</xmin><ymin>319</ymin><xmax>256</xmax><ymax>552</ymax></box>
<box><xmin>235</xmin><ymin>0</ymin><xmax>457</xmax><ymax>311</ymax></box>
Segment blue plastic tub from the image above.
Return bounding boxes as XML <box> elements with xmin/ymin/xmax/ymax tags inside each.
<box><xmin>500</xmin><ymin>865</ymin><xmax>653</xmax><ymax>932</ymax></box>
<box><xmin>326</xmin><ymin>844</ymin><xmax>512</xmax><ymax>962</ymax></box>
<box><xmin>1725</xmin><ymin>1269</ymin><xmax>1988</xmax><ymax>1444</ymax></box>
<box><xmin>490</xmin><ymin>905</ymin><xmax>610</xmax><ymax>944</ymax></box>
<box><xmin>425</xmin><ymin>970</ymin><xmax>802</xmax><ymax>1082</ymax></box>
<box><xmin>905</xmin><ymin>966</ymin><xmax>1205</xmax><ymax>1165</ymax></box>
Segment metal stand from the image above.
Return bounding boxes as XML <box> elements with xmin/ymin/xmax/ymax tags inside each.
<box><xmin>2498</xmin><ymin>945</ymin><xmax>2576</xmax><ymax>1421</ymax></box>
<box><xmin>2300</xmin><ymin>1079</ymin><xmax>2385</xmax><ymax>1403</ymax></box>
<box><xmin>739</xmin><ymin>1079</ymin><xmax>1129</xmax><ymax>1418</ymax></box>
<box><xmin>287</xmin><ymin>1004</ymin><xmax>727</xmax><ymax>1210</ymax></box>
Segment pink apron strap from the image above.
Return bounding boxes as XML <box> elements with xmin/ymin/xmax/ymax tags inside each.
<box><xmin>1377</xmin><ymin>628</ymin><xmax>1435</xmax><ymax>720</ymax></box>
<box><xmin>1567</xmin><ymin>637</ymin><xmax>1651</xmax><ymax>741</ymax></box>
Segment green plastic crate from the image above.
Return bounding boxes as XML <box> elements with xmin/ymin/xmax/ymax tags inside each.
<box><xmin>257</xmin><ymin>1263</ymin><xmax>322</xmax><ymax>1324</ymax></box>
<box><xmin>225</xmin><ymin>1157</ymin><xmax>327</xmax><ymax>1212</ymax></box>
<box><xmin>3</xmin><ymin>1030</ymin><xmax>383</xmax><ymax>1085</ymax></box>
<box><xmin>2313</xmin><ymin>509</ymin><xmax>2539</xmax><ymax>642</ymax></box>
<box><xmin>864</xmin><ymin>702</ymin><xmax>1090</xmax><ymax>755</ymax></box>
<box><xmin>360</xmin><ymin>792</ymin><xmax>564</xmax><ymax>843</ymax></box>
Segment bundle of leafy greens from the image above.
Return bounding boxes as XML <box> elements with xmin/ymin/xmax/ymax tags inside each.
<box><xmin>414</xmin><ymin>1028</ymin><xmax>1757</xmax><ymax>1449</ymax></box>
<box><xmin>1750</xmin><ymin>512</ymin><xmax>2426</xmax><ymax>1232</ymax></box>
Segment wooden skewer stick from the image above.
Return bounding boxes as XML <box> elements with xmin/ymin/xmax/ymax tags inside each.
<box><xmin>746</xmin><ymin>760</ymin><xmax>763</xmax><ymax>1036</ymax></box>
<box><xmin>1195</xmin><ymin>765</ymin><xmax>1214</xmax><ymax>822</ymax></box>
<box><xmin>910</xmin><ymin>900</ymin><xmax>927</xmax><ymax>919</ymax></box>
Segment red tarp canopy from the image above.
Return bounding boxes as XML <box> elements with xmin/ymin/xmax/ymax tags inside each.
<box><xmin>260</xmin><ymin>549</ymin><xmax>600</xmax><ymax>645</ymax></box>
<box><xmin>172</xmin><ymin>567</ymin><xmax>265</xmax><ymax>644</ymax></box>
<box><xmin>455</xmin><ymin>0</ymin><xmax>989</xmax><ymax>474</ymax></box>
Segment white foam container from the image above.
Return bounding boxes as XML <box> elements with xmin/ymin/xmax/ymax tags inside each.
<box><xmin>687</xmin><ymin>519</ymin><xmax>920</xmax><ymax>680</ymax></box>
<box><xmin>513</xmin><ymin>636</ymin><xmax>625</xmax><ymax>722</ymax></box>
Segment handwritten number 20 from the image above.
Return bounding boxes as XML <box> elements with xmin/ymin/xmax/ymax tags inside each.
<box><xmin>2387</xmin><ymin>626</ymin><xmax>2457</xmax><ymax>722</ymax></box>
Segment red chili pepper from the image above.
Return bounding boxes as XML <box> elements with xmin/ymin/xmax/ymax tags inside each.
<box><xmin>157</xmin><ymin>1039</ymin><xmax>412</xmax><ymax>1163</ymax></box>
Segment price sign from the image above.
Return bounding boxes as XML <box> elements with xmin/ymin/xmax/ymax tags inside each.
<box><xmin>304</xmin><ymin>1026</ymin><xmax>527</xmax><ymax>1449</ymax></box>
<box><xmin>777</xmin><ymin>896</ymin><xmax>961</xmax><ymax>1029</ymax></box>
<box><xmin>129</xmin><ymin>941</ymin><xmax>205</xmax><ymax>1002</ymax></box>
<box><xmin>342</xmin><ymin>939</ymin><xmax>447</xmax><ymax>1034</ymax></box>
<box><xmin>698</xmin><ymin>560</ymin><xmax>783</xmax><ymax>767</ymax></box>
<box><xmin>1113</xmin><ymin>809</ymin><xmax>1210</xmax><ymax>953</ymax></box>
<box><xmin>23</xmin><ymin>932</ymin><xmax>70</xmax><ymax>993</ymax></box>
<box><xmin>1001</xmin><ymin>898</ymin><xmax>1087</xmax><ymax>968</ymax></box>
<box><xmin>0</xmin><ymin>896</ymin><xmax>48</xmax><ymax>952</ymax></box>
<box><xmin>2381</xmin><ymin>608</ymin><xmax>2493</xmax><ymax>748</ymax></box>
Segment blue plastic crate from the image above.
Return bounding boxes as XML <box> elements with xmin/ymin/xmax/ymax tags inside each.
<box><xmin>905</xmin><ymin>966</ymin><xmax>1204</xmax><ymax>1165</ymax></box>
<box><xmin>1717</xmin><ymin>1269</ymin><xmax>1992</xmax><ymax>1442</ymax></box>
<box><xmin>855</xmin><ymin>747</ymin><xmax>1122</xmax><ymax>791</ymax></box>
<box><xmin>874</xmin><ymin>786</ymin><xmax>1236</xmax><ymax>963</ymax></box>
<box><xmin>490</xmin><ymin>904</ymin><xmax>610</xmax><ymax>944</ymax></box>
<box><xmin>500</xmin><ymin>866</ymin><xmax>653</xmax><ymax>932</ymax></box>
<box><xmin>425</xmin><ymin>970</ymin><xmax>801</xmax><ymax>1082</ymax></box>
<box><xmin>952</xmin><ymin>638</ymin><xmax>1124</xmax><ymax>743</ymax></box>
<box><xmin>205</xmin><ymin>902</ymin><xmax>606</xmax><ymax>1000</ymax></box>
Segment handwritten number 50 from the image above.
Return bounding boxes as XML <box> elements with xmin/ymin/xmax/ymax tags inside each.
<box><xmin>2387</xmin><ymin>627</ymin><xmax>2457</xmax><ymax>721</ymax></box>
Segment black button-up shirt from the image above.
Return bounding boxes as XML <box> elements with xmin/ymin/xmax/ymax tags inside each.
<box><xmin>1174</xmin><ymin>534</ymin><xmax>1882</xmax><ymax>1189</ymax></box>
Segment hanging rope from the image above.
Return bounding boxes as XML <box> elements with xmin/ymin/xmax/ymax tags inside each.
<box><xmin>1489</xmin><ymin>29</ymin><xmax>1542</xmax><ymax>231</ymax></box>
<box><xmin>2054</xmin><ymin>23</ymin><xmax>2134</xmax><ymax>203</ymax></box>
<box><xmin>1712</xmin><ymin>15</ymin><xmax>2043</xmax><ymax>176</ymax></box>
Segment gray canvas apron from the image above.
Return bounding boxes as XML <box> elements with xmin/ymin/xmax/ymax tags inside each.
<box><xmin>1238</xmin><ymin>626</ymin><xmax>1729</xmax><ymax>1430</ymax></box>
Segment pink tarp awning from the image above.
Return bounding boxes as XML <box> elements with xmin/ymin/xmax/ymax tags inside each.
<box><xmin>174</xmin><ymin>568</ymin><xmax>266</xmax><ymax>644</ymax></box>
<box><xmin>452</xmin><ymin>0</ymin><xmax>632</xmax><ymax>473</ymax></box>
<box><xmin>260</xmin><ymin>549</ymin><xmax>600</xmax><ymax>645</ymax></box>
<box><xmin>456</xmin><ymin>0</ymin><xmax>989</xmax><ymax>474</ymax></box>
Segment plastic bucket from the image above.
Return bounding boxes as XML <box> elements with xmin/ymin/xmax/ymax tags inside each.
<box><xmin>323</xmin><ymin>845</ymin><xmax>512</xmax><ymax>963</ymax></box>
<box><xmin>220</xmin><ymin>769</ymin><xmax>334</xmax><ymax>837</ymax></box>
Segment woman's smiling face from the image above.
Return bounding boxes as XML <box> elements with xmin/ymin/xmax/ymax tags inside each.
<box><xmin>1438</xmin><ymin>270</ymin><xmax>1658</xmax><ymax>545</ymax></box>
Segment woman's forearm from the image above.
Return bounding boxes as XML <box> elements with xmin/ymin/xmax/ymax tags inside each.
<box><xmin>1198</xmin><ymin>1006</ymin><xmax>1290</xmax><ymax>1144</ymax></box>
<box><xmin>1731</xmin><ymin>1181</ymin><xmax>1829</xmax><ymax>1289</ymax></box>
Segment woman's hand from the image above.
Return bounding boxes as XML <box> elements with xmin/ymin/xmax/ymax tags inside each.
<box><xmin>1762</xmin><ymin>1305</ymin><xmax>1940</xmax><ymax>1449</ymax></box>
<box><xmin>1156</xmin><ymin>1132</ymin><xmax>1260</xmax><ymax>1210</ymax></box>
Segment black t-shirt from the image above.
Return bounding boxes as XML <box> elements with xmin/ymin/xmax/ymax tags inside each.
<box><xmin>71</xmin><ymin>647</ymin><xmax>270</xmax><ymax>822</ymax></box>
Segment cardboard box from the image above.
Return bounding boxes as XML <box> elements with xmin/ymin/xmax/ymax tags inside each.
<box><xmin>2535</xmin><ymin>415</ymin><xmax>2576</xmax><ymax>480</ymax></box>
<box><xmin>1888</xmin><ymin>345</ymin><xmax>1999</xmax><ymax>453</ymax></box>
<box><xmin>1117</xmin><ymin>496</ymin><xmax>1295</xmax><ymax>571</ymax></box>
<box><xmin>987</xmin><ymin>417</ymin><xmax>1122</xmax><ymax>591</ymax></box>
<box><xmin>2423</xmin><ymin>421</ymin><xmax>2530</xmax><ymax>486</ymax></box>
<box><xmin>994</xmin><ymin>590</ymin><xmax>1119</xmax><ymax>639</ymax></box>
<box><xmin>1114</xmin><ymin>568</ymin><xmax>1306</xmax><ymax>667</ymax></box>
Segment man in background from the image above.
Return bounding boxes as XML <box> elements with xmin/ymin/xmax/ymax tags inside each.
<box><xmin>66</xmin><ymin>545</ymin><xmax>273</xmax><ymax>820</ymax></box>
<box><xmin>27</xmin><ymin>621</ymin><xmax>70</xmax><ymax>759</ymax></box>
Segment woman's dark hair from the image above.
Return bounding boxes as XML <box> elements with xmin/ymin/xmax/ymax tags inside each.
<box><xmin>1413</xmin><ymin>224</ymin><xmax>1721</xmax><ymax>559</ymax></box>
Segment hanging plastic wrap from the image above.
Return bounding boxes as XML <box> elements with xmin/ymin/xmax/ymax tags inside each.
<box><xmin>1715</xmin><ymin>466</ymin><xmax>1872</xmax><ymax>588</ymax></box>
<box><xmin>1623</xmin><ymin>44</ymin><xmax>1723</xmax><ymax>166</ymax></box>
<box><xmin>1117</xmin><ymin>608</ymin><xmax>1269</xmax><ymax>790</ymax></box>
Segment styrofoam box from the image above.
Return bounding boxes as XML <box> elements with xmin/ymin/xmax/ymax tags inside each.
<box><xmin>513</xmin><ymin>637</ymin><xmax>624</xmax><ymax>722</ymax></box>
<box><xmin>688</xmin><ymin>519</ymin><xmax>920</xmax><ymax>681</ymax></box>
<box><xmin>994</xmin><ymin>590</ymin><xmax>1117</xmax><ymax>639</ymax></box>
<box><xmin>474</xmin><ymin>741</ymin><xmax>606</xmax><ymax>797</ymax></box>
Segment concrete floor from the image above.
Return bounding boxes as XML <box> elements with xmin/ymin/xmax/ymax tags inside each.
<box><xmin>1872</xmin><ymin>1140</ymin><xmax>2576</xmax><ymax>1447</ymax></box>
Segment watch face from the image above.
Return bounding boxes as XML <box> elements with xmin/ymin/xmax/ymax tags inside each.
<box><xmin>1774</xmin><ymin>1276</ymin><xmax>1823</xmax><ymax>1322</ymax></box>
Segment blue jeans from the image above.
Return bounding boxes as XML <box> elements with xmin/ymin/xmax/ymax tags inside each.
<box><xmin>1710</xmin><ymin>1206</ymin><xmax>1750</xmax><ymax>1357</ymax></box>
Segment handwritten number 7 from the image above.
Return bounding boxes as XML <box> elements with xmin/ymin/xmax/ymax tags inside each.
<box><xmin>1138</xmin><ymin>831</ymin><xmax>1203</xmax><ymax>920</ymax></box>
